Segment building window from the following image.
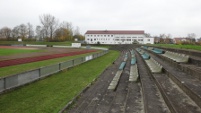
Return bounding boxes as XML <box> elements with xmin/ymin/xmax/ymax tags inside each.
<box><xmin>147</xmin><ymin>39</ymin><xmax>150</xmax><ymax>41</ymax></box>
<box><xmin>97</xmin><ymin>35</ymin><xmax>99</xmax><ymax>37</ymax></box>
<box><xmin>94</xmin><ymin>35</ymin><xmax>96</xmax><ymax>37</ymax></box>
<box><xmin>108</xmin><ymin>35</ymin><xmax>110</xmax><ymax>37</ymax></box>
<box><xmin>104</xmin><ymin>35</ymin><xmax>106</xmax><ymax>37</ymax></box>
<box><xmin>111</xmin><ymin>35</ymin><xmax>113</xmax><ymax>37</ymax></box>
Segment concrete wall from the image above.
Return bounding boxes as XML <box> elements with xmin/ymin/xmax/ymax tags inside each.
<box><xmin>0</xmin><ymin>50</ymin><xmax>108</xmax><ymax>93</ymax></box>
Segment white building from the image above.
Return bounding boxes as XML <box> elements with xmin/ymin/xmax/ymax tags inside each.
<box><xmin>85</xmin><ymin>30</ymin><xmax>154</xmax><ymax>44</ymax></box>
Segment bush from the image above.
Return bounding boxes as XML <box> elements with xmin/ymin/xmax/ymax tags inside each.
<box><xmin>0</xmin><ymin>38</ymin><xmax>18</xmax><ymax>41</ymax></box>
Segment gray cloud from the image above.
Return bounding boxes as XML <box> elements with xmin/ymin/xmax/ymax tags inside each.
<box><xmin>0</xmin><ymin>0</ymin><xmax>201</xmax><ymax>38</ymax></box>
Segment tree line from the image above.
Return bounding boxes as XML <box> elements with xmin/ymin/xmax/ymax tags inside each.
<box><xmin>0</xmin><ymin>14</ymin><xmax>84</xmax><ymax>41</ymax></box>
<box><xmin>145</xmin><ymin>33</ymin><xmax>198</xmax><ymax>44</ymax></box>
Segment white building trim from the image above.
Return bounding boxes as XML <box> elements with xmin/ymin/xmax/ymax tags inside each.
<box><xmin>85</xmin><ymin>30</ymin><xmax>154</xmax><ymax>44</ymax></box>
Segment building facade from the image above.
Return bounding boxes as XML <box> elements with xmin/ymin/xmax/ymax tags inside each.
<box><xmin>85</xmin><ymin>30</ymin><xmax>154</xmax><ymax>44</ymax></box>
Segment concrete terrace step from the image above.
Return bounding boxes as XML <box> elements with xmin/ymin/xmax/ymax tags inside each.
<box><xmin>148</xmin><ymin>51</ymin><xmax>201</xmax><ymax>108</ymax></box>
<box><xmin>66</xmin><ymin>51</ymin><xmax>126</xmax><ymax>113</ymax></box>
<box><xmin>136</xmin><ymin>50</ymin><xmax>171</xmax><ymax>113</ymax></box>
<box><xmin>65</xmin><ymin>46</ymin><xmax>201</xmax><ymax>113</ymax></box>
<box><xmin>162</xmin><ymin>51</ymin><xmax>189</xmax><ymax>63</ymax></box>
<box><xmin>145</xmin><ymin>58</ymin><xmax>163</xmax><ymax>73</ymax></box>
<box><xmin>129</xmin><ymin>65</ymin><xmax>139</xmax><ymax>82</ymax></box>
<box><xmin>136</xmin><ymin>48</ymin><xmax>145</xmax><ymax>55</ymax></box>
<box><xmin>108</xmin><ymin>52</ymin><xmax>128</xmax><ymax>90</ymax></box>
<box><xmin>153</xmin><ymin>73</ymin><xmax>201</xmax><ymax>113</ymax></box>
<box><xmin>179</xmin><ymin>64</ymin><xmax>201</xmax><ymax>81</ymax></box>
<box><xmin>145</xmin><ymin>48</ymin><xmax>201</xmax><ymax>82</ymax></box>
<box><xmin>108</xmin><ymin>70</ymin><xmax>123</xmax><ymax>90</ymax></box>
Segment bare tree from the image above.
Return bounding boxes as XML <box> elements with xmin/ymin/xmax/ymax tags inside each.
<box><xmin>18</xmin><ymin>24</ymin><xmax>28</xmax><ymax>39</ymax></box>
<box><xmin>187</xmin><ymin>33</ymin><xmax>196</xmax><ymax>43</ymax></box>
<box><xmin>60</xmin><ymin>21</ymin><xmax>73</xmax><ymax>40</ymax></box>
<box><xmin>35</xmin><ymin>26</ymin><xmax>41</xmax><ymax>40</ymax></box>
<box><xmin>144</xmin><ymin>33</ymin><xmax>151</xmax><ymax>37</ymax></box>
<box><xmin>11</xmin><ymin>26</ymin><xmax>20</xmax><ymax>38</ymax></box>
<box><xmin>74</xmin><ymin>26</ymin><xmax>80</xmax><ymax>35</ymax></box>
<box><xmin>39</xmin><ymin>14</ymin><xmax>58</xmax><ymax>41</ymax></box>
<box><xmin>0</xmin><ymin>27</ymin><xmax>12</xmax><ymax>39</ymax></box>
<box><xmin>27</xmin><ymin>22</ymin><xmax>34</xmax><ymax>38</ymax></box>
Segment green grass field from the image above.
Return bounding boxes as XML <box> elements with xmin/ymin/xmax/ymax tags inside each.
<box><xmin>151</xmin><ymin>44</ymin><xmax>201</xmax><ymax>51</ymax></box>
<box><xmin>0</xmin><ymin>52</ymin><xmax>99</xmax><ymax>77</ymax></box>
<box><xmin>0</xmin><ymin>41</ymin><xmax>73</xmax><ymax>46</ymax></box>
<box><xmin>0</xmin><ymin>50</ymin><xmax>119</xmax><ymax>113</ymax></box>
<box><xmin>0</xmin><ymin>48</ymin><xmax>43</xmax><ymax>56</ymax></box>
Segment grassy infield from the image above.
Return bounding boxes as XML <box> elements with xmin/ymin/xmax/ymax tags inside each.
<box><xmin>0</xmin><ymin>49</ymin><xmax>119</xmax><ymax>113</ymax></box>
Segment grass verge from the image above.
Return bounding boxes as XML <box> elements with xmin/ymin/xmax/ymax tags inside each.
<box><xmin>0</xmin><ymin>48</ymin><xmax>43</xmax><ymax>56</ymax></box>
<box><xmin>151</xmin><ymin>44</ymin><xmax>201</xmax><ymax>51</ymax></box>
<box><xmin>0</xmin><ymin>50</ymin><xmax>119</xmax><ymax>113</ymax></box>
<box><xmin>0</xmin><ymin>52</ymin><xmax>99</xmax><ymax>77</ymax></box>
<box><xmin>0</xmin><ymin>41</ymin><xmax>73</xmax><ymax>46</ymax></box>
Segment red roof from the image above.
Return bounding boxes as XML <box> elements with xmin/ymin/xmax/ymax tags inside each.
<box><xmin>85</xmin><ymin>30</ymin><xmax>144</xmax><ymax>34</ymax></box>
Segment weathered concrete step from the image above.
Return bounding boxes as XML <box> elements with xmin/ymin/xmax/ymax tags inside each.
<box><xmin>145</xmin><ymin>57</ymin><xmax>163</xmax><ymax>73</ymax></box>
<box><xmin>136</xmin><ymin>50</ymin><xmax>171</xmax><ymax>113</ymax></box>
<box><xmin>179</xmin><ymin>63</ymin><xmax>201</xmax><ymax>81</ymax></box>
<box><xmin>144</xmin><ymin>49</ymin><xmax>201</xmax><ymax>82</ymax></box>
<box><xmin>108</xmin><ymin>70</ymin><xmax>123</xmax><ymax>90</ymax></box>
<box><xmin>162</xmin><ymin>51</ymin><xmax>189</xmax><ymax>63</ymax></box>
<box><xmin>95</xmin><ymin>53</ymin><xmax>132</xmax><ymax>113</ymax></box>
<box><xmin>147</xmin><ymin>51</ymin><xmax>201</xmax><ymax>109</ymax></box>
<box><xmin>153</xmin><ymin>73</ymin><xmax>201</xmax><ymax>113</ymax></box>
<box><xmin>66</xmin><ymin>52</ymin><xmax>125</xmax><ymax>113</ymax></box>
<box><xmin>125</xmin><ymin>82</ymin><xmax>143</xmax><ymax>113</ymax></box>
<box><xmin>189</xmin><ymin>57</ymin><xmax>201</xmax><ymax>67</ymax></box>
<box><xmin>91</xmin><ymin>91</ymin><xmax>116</xmax><ymax>113</ymax></box>
<box><xmin>108</xmin><ymin>52</ymin><xmax>131</xmax><ymax>113</ymax></box>
<box><xmin>129</xmin><ymin>65</ymin><xmax>139</xmax><ymax>82</ymax></box>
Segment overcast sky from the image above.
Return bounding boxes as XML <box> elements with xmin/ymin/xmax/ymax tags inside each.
<box><xmin>0</xmin><ymin>0</ymin><xmax>201</xmax><ymax>38</ymax></box>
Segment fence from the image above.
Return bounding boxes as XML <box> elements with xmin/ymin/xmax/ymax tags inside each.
<box><xmin>0</xmin><ymin>50</ymin><xmax>108</xmax><ymax>93</ymax></box>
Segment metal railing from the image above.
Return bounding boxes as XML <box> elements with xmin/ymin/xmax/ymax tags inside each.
<box><xmin>0</xmin><ymin>50</ymin><xmax>108</xmax><ymax>93</ymax></box>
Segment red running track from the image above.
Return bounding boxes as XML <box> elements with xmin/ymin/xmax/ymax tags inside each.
<box><xmin>0</xmin><ymin>50</ymin><xmax>96</xmax><ymax>67</ymax></box>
